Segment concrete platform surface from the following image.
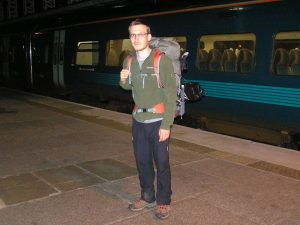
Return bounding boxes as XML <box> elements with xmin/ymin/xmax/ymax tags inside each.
<box><xmin>0</xmin><ymin>87</ymin><xmax>300</xmax><ymax>225</ymax></box>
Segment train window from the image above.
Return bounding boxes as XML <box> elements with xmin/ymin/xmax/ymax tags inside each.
<box><xmin>172</xmin><ymin>36</ymin><xmax>187</xmax><ymax>56</ymax></box>
<box><xmin>272</xmin><ymin>31</ymin><xmax>300</xmax><ymax>76</ymax></box>
<box><xmin>197</xmin><ymin>33</ymin><xmax>256</xmax><ymax>73</ymax></box>
<box><xmin>159</xmin><ymin>36</ymin><xmax>187</xmax><ymax>56</ymax></box>
<box><xmin>76</xmin><ymin>41</ymin><xmax>99</xmax><ymax>66</ymax></box>
<box><xmin>105</xmin><ymin>39</ymin><xmax>133</xmax><ymax>67</ymax></box>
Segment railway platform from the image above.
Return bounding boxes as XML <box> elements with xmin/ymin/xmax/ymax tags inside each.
<box><xmin>0</xmin><ymin>87</ymin><xmax>299</xmax><ymax>225</ymax></box>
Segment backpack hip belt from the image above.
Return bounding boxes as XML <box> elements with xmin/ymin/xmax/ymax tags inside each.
<box><xmin>133</xmin><ymin>102</ymin><xmax>165</xmax><ymax>114</ymax></box>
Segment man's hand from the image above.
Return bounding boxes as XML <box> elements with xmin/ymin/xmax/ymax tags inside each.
<box><xmin>120</xmin><ymin>69</ymin><xmax>130</xmax><ymax>84</ymax></box>
<box><xmin>159</xmin><ymin>128</ymin><xmax>170</xmax><ymax>142</ymax></box>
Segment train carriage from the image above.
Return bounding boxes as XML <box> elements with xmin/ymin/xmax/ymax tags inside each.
<box><xmin>0</xmin><ymin>0</ymin><xmax>299</xmax><ymax>149</ymax></box>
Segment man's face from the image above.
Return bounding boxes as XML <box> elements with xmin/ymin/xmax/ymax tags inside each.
<box><xmin>129</xmin><ymin>24</ymin><xmax>151</xmax><ymax>52</ymax></box>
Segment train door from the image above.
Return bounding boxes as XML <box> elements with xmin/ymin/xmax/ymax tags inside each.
<box><xmin>53</xmin><ymin>30</ymin><xmax>65</xmax><ymax>88</ymax></box>
<box><xmin>0</xmin><ymin>35</ymin><xmax>27</xmax><ymax>88</ymax></box>
<box><xmin>0</xmin><ymin>37</ymin><xmax>9</xmax><ymax>83</ymax></box>
<box><xmin>31</xmin><ymin>32</ymin><xmax>53</xmax><ymax>87</ymax></box>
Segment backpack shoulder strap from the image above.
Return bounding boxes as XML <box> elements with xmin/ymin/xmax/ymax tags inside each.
<box><xmin>127</xmin><ymin>55</ymin><xmax>133</xmax><ymax>71</ymax></box>
<box><xmin>153</xmin><ymin>49</ymin><xmax>164</xmax><ymax>88</ymax></box>
<box><xmin>126</xmin><ymin>55</ymin><xmax>133</xmax><ymax>84</ymax></box>
<box><xmin>153</xmin><ymin>48</ymin><xmax>161</xmax><ymax>74</ymax></box>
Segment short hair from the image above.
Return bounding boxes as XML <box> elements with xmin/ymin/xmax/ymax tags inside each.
<box><xmin>128</xmin><ymin>18</ymin><xmax>151</xmax><ymax>34</ymax></box>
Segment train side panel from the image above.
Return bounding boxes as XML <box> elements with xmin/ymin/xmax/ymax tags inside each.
<box><xmin>1</xmin><ymin>1</ymin><xmax>299</xmax><ymax>147</ymax></box>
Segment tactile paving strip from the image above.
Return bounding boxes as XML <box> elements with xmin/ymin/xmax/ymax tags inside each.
<box><xmin>249</xmin><ymin>161</ymin><xmax>300</xmax><ymax>180</ymax></box>
<box><xmin>26</xmin><ymin>101</ymin><xmax>131</xmax><ymax>133</ymax></box>
<box><xmin>170</xmin><ymin>139</ymin><xmax>215</xmax><ymax>154</ymax></box>
<box><xmin>205</xmin><ymin>150</ymin><xmax>259</xmax><ymax>165</ymax></box>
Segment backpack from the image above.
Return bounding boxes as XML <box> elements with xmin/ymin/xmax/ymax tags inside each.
<box><xmin>127</xmin><ymin>37</ymin><xmax>202</xmax><ymax>117</ymax></box>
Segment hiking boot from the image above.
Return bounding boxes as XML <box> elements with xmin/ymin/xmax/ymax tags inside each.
<box><xmin>155</xmin><ymin>204</ymin><xmax>170</xmax><ymax>219</ymax></box>
<box><xmin>128</xmin><ymin>198</ymin><xmax>156</xmax><ymax>212</ymax></box>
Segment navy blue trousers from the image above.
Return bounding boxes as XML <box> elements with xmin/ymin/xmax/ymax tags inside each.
<box><xmin>132</xmin><ymin>119</ymin><xmax>172</xmax><ymax>205</ymax></box>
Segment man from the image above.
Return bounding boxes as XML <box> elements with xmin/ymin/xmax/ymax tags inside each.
<box><xmin>120</xmin><ymin>18</ymin><xmax>177</xmax><ymax>220</ymax></box>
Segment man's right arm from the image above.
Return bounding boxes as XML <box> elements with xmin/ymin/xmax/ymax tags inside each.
<box><xmin>120</xmin><ymin>69</ymin><xmax>132</xmax><ymax>90</ymax></box>
<box><xmin>119</xmin><ymin>59</ymin><xmax>132</xmax><ymax>90</ymax></box>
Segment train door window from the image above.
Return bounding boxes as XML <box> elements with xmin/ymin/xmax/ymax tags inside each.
<box><xmin>9</xmin><ymin>46</ymin><xmax>15</xmax><ymax>63</ymax></box>
<box><xmin>76</xmin><ymin>41</ymin><xmax>99</xmax><ymax>66</ymax></box>
<box><xmin>272</xmin><ymin>31</ymin><xmax>300</xmax><ymax>76</ymax></box>
<box><xmin>197</xmin><ymin>33</ymin><xmax>256</xmax><ymax>73</ymax></box>
<box><xmin>105</xmin><ymin>39</ymin><xmax>133</xmax><ymax>67</ymax></box>
<box><xmin>33</xmin><ymin>43</ymin><xmax>49</xmax><ymax>65</ymax></box>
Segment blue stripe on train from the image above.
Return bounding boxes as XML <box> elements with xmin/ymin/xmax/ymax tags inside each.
<box><xmin>95</xmin><ymin>73</ymin><xmax>300</xmax><ymax>109</ymax></box>
<box><xmin>187</xmin><ymin>80</ymin><xmax>300</xmax><ymax>108</ymax></box>
<box><xmin>94</xmin><ymin>73</ymin><xmax>120</xmax><ymax>86</ymax></box>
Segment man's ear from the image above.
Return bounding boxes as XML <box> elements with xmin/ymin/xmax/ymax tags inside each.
<box><xmin>148</xmin><ymin>33</ymin><xmax>152</xmax><ymax>41</ymax></box>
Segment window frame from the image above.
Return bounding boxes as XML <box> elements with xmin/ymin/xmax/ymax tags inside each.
<box><xmin>272</xmin><ymin>31</ymin><xmax>300</xmax><ymax>76</ymax></box>
<box><xmin>75</xmin><ymin>41</ymin><xmax>100</xmax><ymax>67</ymax></box>
<box><xmin>196</xmin><ymin>33</ymin><xmax>256</xmax><ymax>74</ymax></box>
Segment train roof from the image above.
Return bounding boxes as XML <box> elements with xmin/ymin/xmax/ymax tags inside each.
<box><xmin>0</xmin><ymin>0</ymin><xmax>284</xmax><ymax>35</ymax></box>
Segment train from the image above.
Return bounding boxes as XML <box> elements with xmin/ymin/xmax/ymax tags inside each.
<box><xmin>1</xmin><ymin>0</ymin><xmax>300</xmax><ymax>149</ymax></box>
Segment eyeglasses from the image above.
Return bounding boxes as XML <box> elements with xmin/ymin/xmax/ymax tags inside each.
<box><xmin>129</xmin><ymin>33</ymin><xmax>149</xmax><ymax>39</ymax></box>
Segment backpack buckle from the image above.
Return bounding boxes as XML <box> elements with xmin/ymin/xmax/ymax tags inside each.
<box><xmin>133</xmin><ymin>103</ymin><xmax>164</xmax><ymax>114</ymax></box>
